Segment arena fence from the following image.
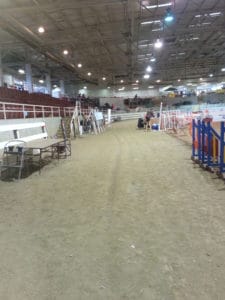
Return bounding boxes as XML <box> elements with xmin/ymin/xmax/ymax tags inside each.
<box><xmin>0</xmin><ymin>101</ymin><xmax>75</xmax><ymax>119</ymax></box>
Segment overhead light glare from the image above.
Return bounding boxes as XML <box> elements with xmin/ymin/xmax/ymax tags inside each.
<box><xmin>87</xmin><ymin>72</ymin><xmax>92</xmax><ymax>76</ymax></box>
<box><xmin>221</xmin><ymin>68</ymin><xmax>225</xmax><ymax>72</ymax></box>
<box><xmin>156</xmin><ymin>79</ymin><xmax>161</xmax><ymax>83</ymax></box>
<box><xmin>148</xmin><ymin>85</ymin><xmax>154</xmax><ymax>89</ymax></box>
<box><xmin>83</xmin><ymin>86</ymin><xmax>87</xmax><ymax>89</ymax></box>
<box><xmin>63</xmin><ymin>49</ymin><xmax>69</xmax><ymax>55</ymax></box>
<box><xmin>39</xmin><ymin>79</ymin><xmax>44</xmax><ymax>84</ymax></box>
<box><xmin>77</xmin><ymin>63</ymin><xmax>82</xmax><ymax>68</ymax></box>
<box><xmin>209</xmin><ymin>74</ymin><xmax>213</xmax><ymax>77</ymax></box>
<box><xmin>150</xmin><ymin>57</ymin><xmax>156</xmax><ymax>62</ymax></box>
<box><xmin>136</xmin><ymin>80</ymin><xmax>139</xmax><ymax>83</ymax></box>
<box><xmin>102</xmin><ymin>77</ymin><xmax>106</xmax><ymax>81</ymax></box>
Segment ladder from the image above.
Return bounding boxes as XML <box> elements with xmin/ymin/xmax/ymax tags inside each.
<box><xmin>58</xmin><ymin>119</ymin><xmax>71</xmax><ymax>158</ymax></box>
<box><xmin>70</xmin><ymin>101</ymin><xmax>83</xmax><ymax>136</ymax></box>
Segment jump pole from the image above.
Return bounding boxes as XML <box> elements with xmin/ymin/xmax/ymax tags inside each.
<box><xmin>158</xmin><ymin>102</ymin><xmax>163</xmax><ymax>131</ymax></box>
<box><xmin>107</xmin><ymin>109</ymin><xmax>111</xmax><ymax>127</ymax></box>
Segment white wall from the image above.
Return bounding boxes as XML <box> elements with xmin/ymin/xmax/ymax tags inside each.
<box><xmin>66</xmin><ymin>83</ymin><xmax>159</xmax><ymax>99</ymax></box>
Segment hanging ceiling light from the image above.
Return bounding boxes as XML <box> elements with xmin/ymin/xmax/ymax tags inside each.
<box><xmin>164</xmin><ymin>8</ymin><xmax>174</xmax><ymax>23</ymax></box>
<box><xmin>143</xmin><ymin>74</ymin><xmax>150</xmax><ymax>79</ymax></box>
<box><xmin>38</xmin><ymin>26</ymin><xmax>45</xmax><ymax>33</ymax></box>
<box><xmin>146</xmin><ymin>66</ymin><xmax>153</xmax><ymax>73</ymax></box>
<box><xmin>63</xmin><ymin>49</ymin><xmax>69</xmax><ymax>55</ymax></box>
<box><xmin>18</xmin><ymin>69</ymin><xmax>25</xmax><ymax>74</ymax></box>
<box><xmin>154</xmin><ymin>38</ymin><xmax>163</xmax><ymax>49</ymax></box>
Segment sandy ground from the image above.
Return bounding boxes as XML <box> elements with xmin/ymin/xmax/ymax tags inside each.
<box><xmin>0</xmin><ymin>120</ymin><xmax>225</xmax><ymax>300</ymax></box>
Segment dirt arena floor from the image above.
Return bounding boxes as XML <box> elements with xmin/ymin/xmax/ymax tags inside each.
<box><xmin>0</xmin><ymin>120</ymin><xmax>225</xmax><ymax>300</ymax></box>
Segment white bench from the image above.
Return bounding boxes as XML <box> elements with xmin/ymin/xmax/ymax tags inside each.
<box><xmin>0</xmin><ymin>121</ymin><xmax>71</xmax><ymax>180</ymax></box>
<box><xmin>0</xmin><ymin>121</ymin><xmax>48</xmax><ymax>150</ymax></box>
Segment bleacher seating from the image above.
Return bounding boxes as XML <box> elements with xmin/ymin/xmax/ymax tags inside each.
<box><xmin>0</xmin><ymin>87</ymin><xmax>73</xmax><ymax>107</ymax></box>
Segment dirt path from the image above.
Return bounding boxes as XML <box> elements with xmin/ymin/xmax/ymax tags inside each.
<box><xmin>0</xmin><ymin>120</ymin><xmax>225</xmax><ymax>300</ymax></box>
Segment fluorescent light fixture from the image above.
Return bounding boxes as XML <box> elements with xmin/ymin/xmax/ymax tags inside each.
<box><xmin>221</xmin><ymin>68</ymin><xmax>225</xmax><ymax>72</ymax></box>
<box><xmin>120</xmin><ymin>80</ymin><xmax>124</xmax><ymax>83</ymax></box>
<box><xmin>18</xmin><ymin>69</ymin><xmax>25</xmax><ymax>74</ymax></box>
<box><xmin>154</xmin><ymin>39</ymin><xmax>163</xmax><ymax>49</ymax></box>
<box><xmin>147</xmin><ymin>2</ymin><xmax>172</xmax><ymax>9</ymax></box>
<box><xmin>146</xmin><ymin>66</ymin><xmax>152</xmax><ymax>72</ymax></box>
<box><xmin>148</xmin><ymin>85</ymin><xmax>154</xmax><ymax>89</ymax></box>
<box><xmin>187</xmin><ymin>83</ymin><xmax>192</xmax><ymax>86</ymax></box>
<box><xmin>195</xmin><ymin>14</ymin><xmax>201</xmax><ymax>18</ymax></box>
<box><xmin>143</xmin><ymin>74</ymin><xmax>150</xmax><ymax>79</ymax></box>
<box><xmin>178</xmin><ymin>52</ymin><xmax>185</xmax><ymax>55</ymax></box>
<box><xmin>39</xmin><ymin>79</ymin><xmax>44</xmax><ymax>84</ymax></box>
<box><xmin>118</xmin><ymin>87</ymin><xmax>125</xmax><ymax>91</ymax></box>
<box><xmin>87</xmin><ymin>72</ymin><xmax>92</xmax><ymax>76</ymax></box>
<box><xmin>177</xmin><ymin>79</ymin><xmax>181</xmax><ymax>82</ymax></box>
<box><xmin>209</xmin><ymin>74</ymin><xmax>213</xmax><ymax>77</ymax></box>
<box><xmin>38</xmin><ymin>26</ymin><xmax>45</xmax><ymax>33</ymax></box>
<box><xmin>150</xmin><ymin>57</ymin><xmax>156</xmax><ymax>62</ymax></box>
<box><xmin>77</xmin><ymin>63</ymin><xmax>82</xmax><ymax>68</ymax></box>
<box><xmin>209</xmin><ymin>12</ymin><xmax>222</xmax><ymax>17</ymax></box>
<box><xmin>141</xmin><ymin>20</ymin><xmax>161</xmax><ymax>25</ymax></box>
<box><xmin>156</xmin><ymin>79</ymin><xmax>161</xmax><ymax>83</ymax></box>
<box><xmin>102</xmin><ymin>77</ymin><xmax>106</xmax><ymax>81</ymax></box>
<box><xmin>152</xmin><ymin>28</ymin><xmax>163</xmax><ymax>32</ymax></box>
<box><xmin>83</xmin><ymin>86</ymin><xmax>87</xmax><ymax>89</ymax></box>
<box><xmin>53</xmin><ymin>84</ymin><xmax>58</xmax><ymax>88</ymax></box>
<box><xmin>133</xmin><ymin>87</ymin><xmax>139</xmax><ymax>90</ymax></box>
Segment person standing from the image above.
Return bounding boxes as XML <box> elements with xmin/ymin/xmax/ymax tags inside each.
<box><xmin>145</xmin><ymin>110</ymin><xmax>154</xmax><ymax>131</ymax></box>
